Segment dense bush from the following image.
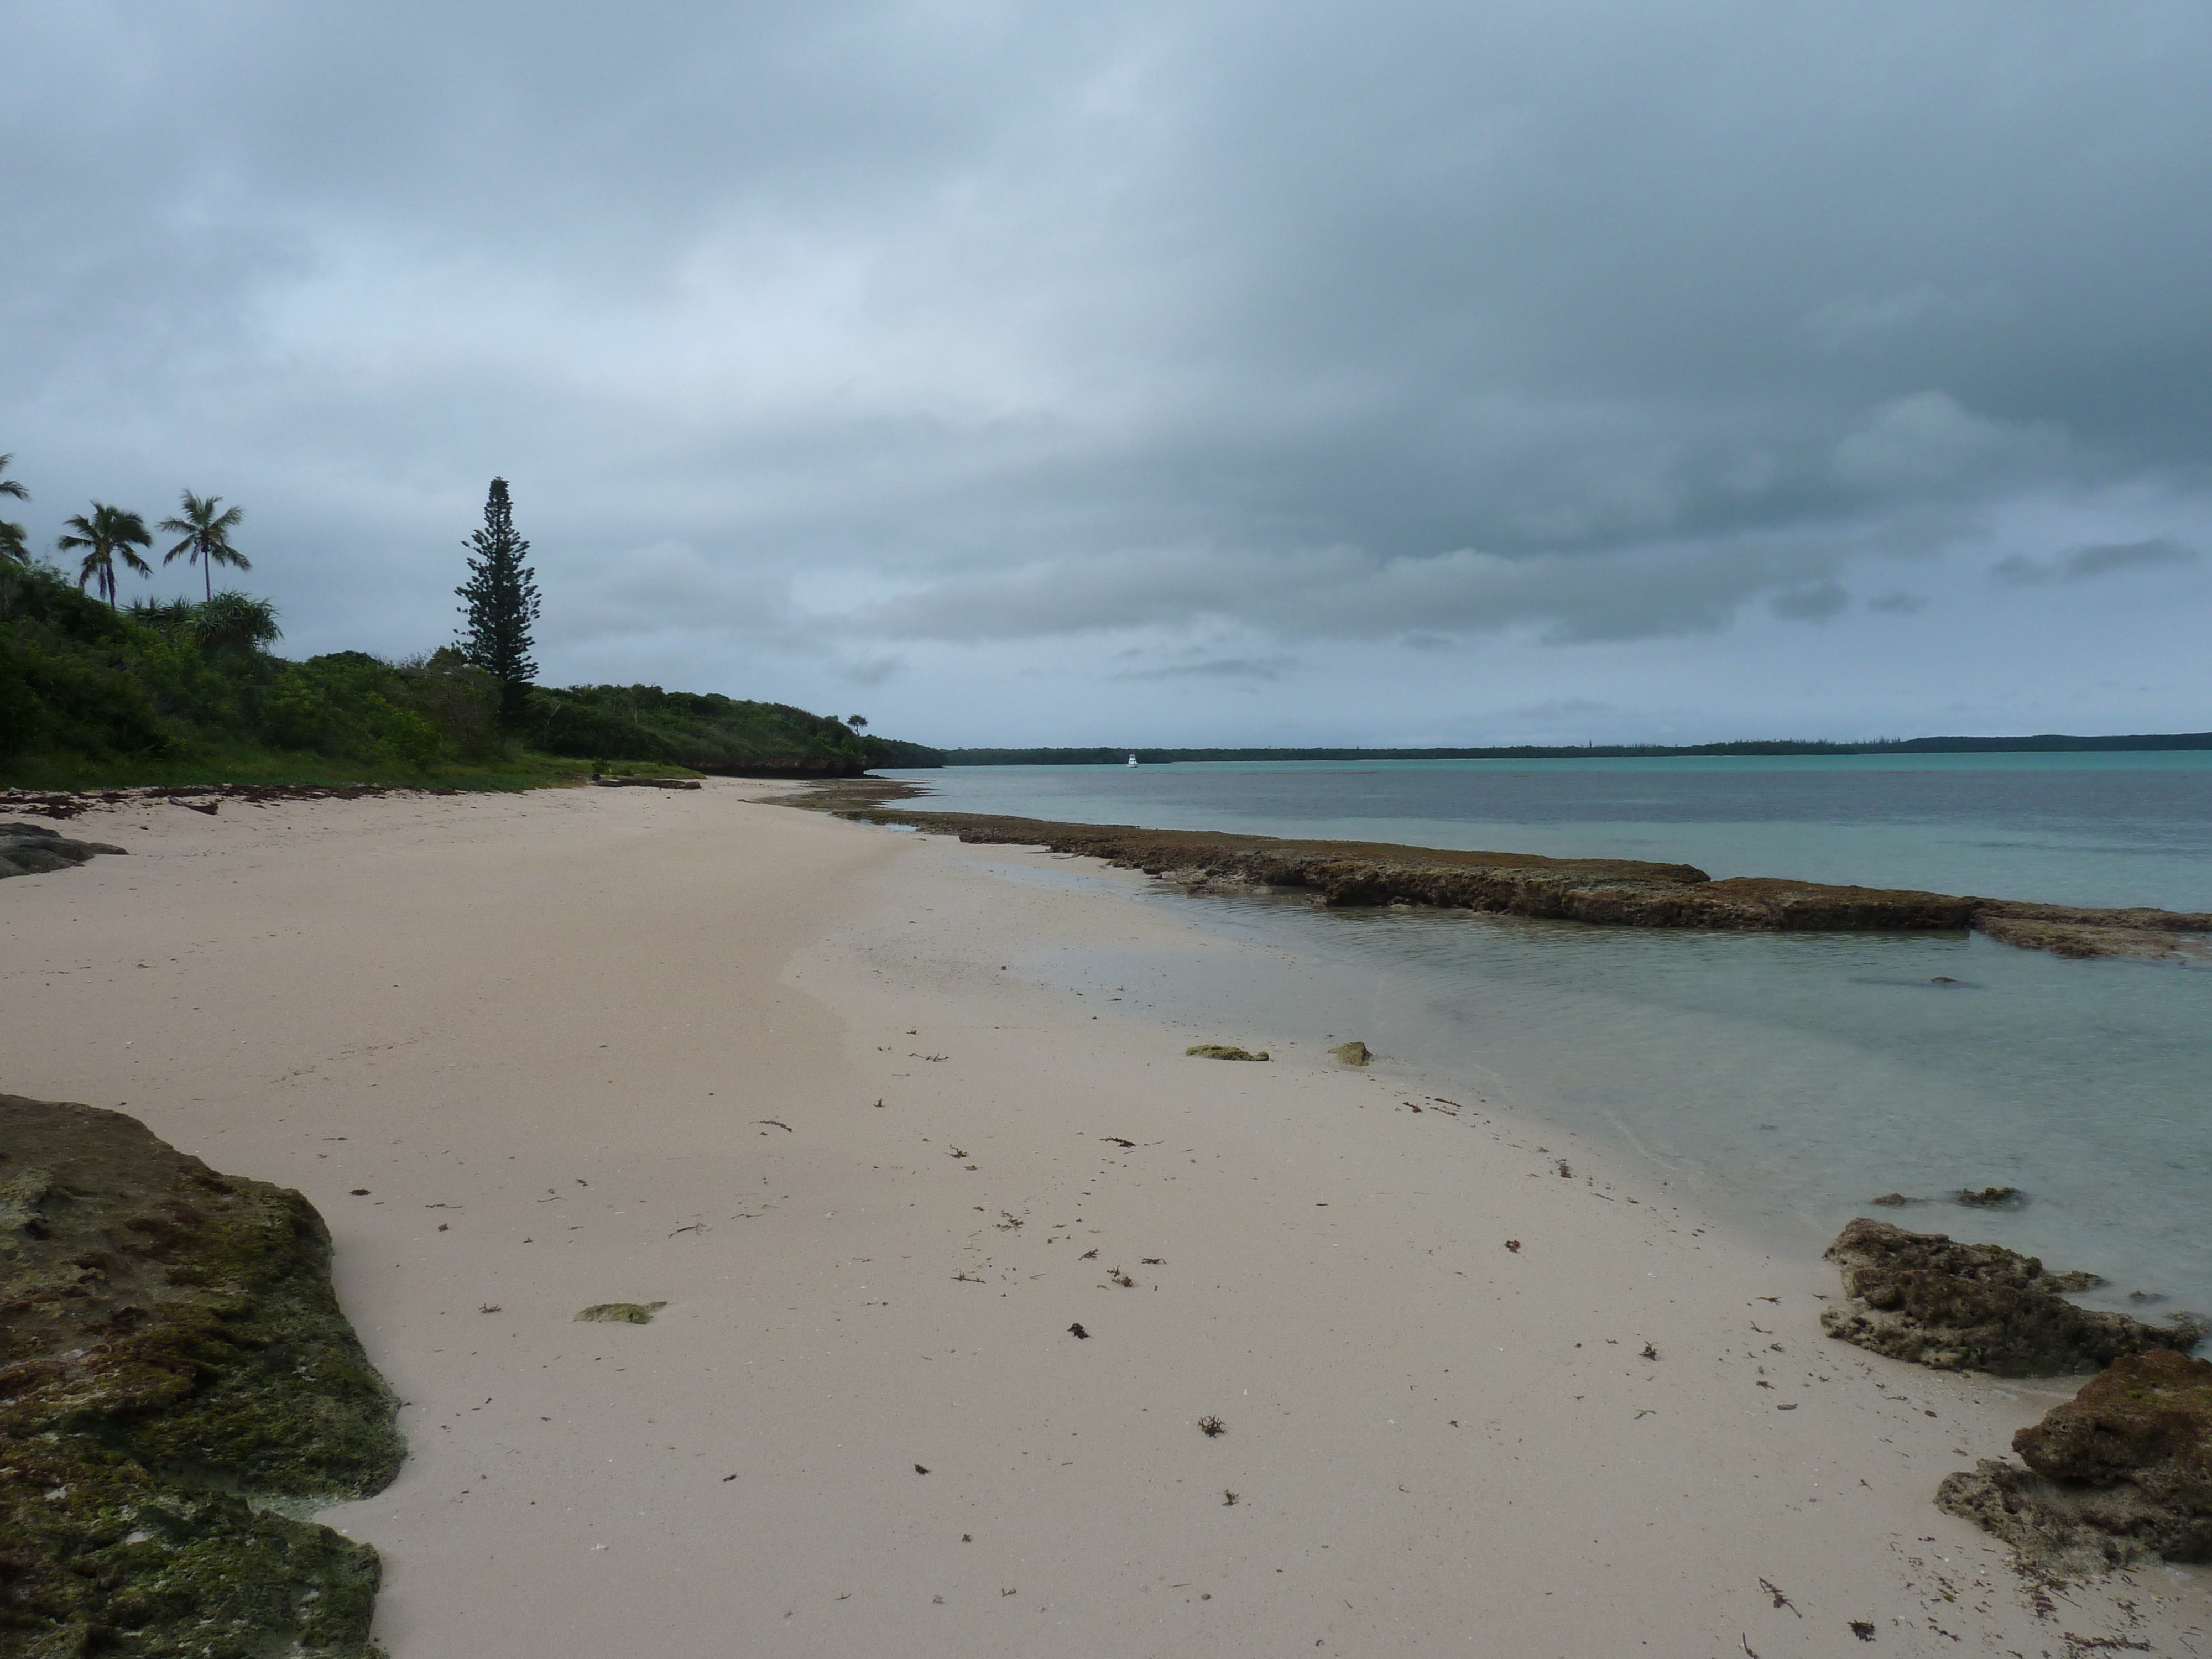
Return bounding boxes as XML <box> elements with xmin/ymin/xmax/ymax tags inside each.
<box><xmin>0</xmin><ymin>560</ymin><xmax>941</xmax><ymax>782</ymax></box>
<box><xmin>0</xmin><ymin>564</ymin><xmax>500</xmax><ymax>775</ymax></box>
<box><xmin>523</xmin><ymin>682</ymin><xmax>931</xmax><ymax>773</ymax></box>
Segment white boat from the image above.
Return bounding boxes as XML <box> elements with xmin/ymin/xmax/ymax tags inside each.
<box><xmin>1126</xmin><ymin>754</ymin><xmax>1138</xmax><ymax>766</ymax></box>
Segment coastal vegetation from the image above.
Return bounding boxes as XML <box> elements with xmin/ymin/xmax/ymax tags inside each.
<box><xmin>0</xmin><ymin>461</ymin><xmax>941</xmax><ymax>787</ymax></box>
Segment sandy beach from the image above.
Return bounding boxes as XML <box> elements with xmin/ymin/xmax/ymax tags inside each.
<box><xmin>6</xmin><ymin>781</ymin><xmax>2208</xmax><ymax>1657</ymax></box>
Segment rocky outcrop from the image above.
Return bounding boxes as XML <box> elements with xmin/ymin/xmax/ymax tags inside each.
<box><xmin>1975</xmin><ymin>902</ymin><xmax>2212</xmax><ymax>963</ymax></box>
<box><xmin>0</xmin><ymin>1095</ymin><xmax>402</xmax><ymax>1657</ymax></box>
<box><xmin>0</xmin><ymin>821</ymin><xmax>126</xmax><ymax>880</ymax></box>
<box><xmin>1936</xmin><ymin>1348</ymin><xmax>2212</xmax><ymax>1569</ymax></box>
<box><xmin>1819</xmin><ymin>1218</ymin><xmax>2206</xmax><ymax>1376</ymax></box>
<box><xmin>790</xmin><ymin>787</ymin><xmax>2211</xmax><ymax>962</ymax></box>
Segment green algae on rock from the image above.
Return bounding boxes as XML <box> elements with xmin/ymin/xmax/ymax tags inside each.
<box><xmin>573</xmin><ymin>1301</ymin><xmax>667</xmax><ymax>1324</ymax></box>
<box><xmin>1185</xmin><ymin>1045</ymin><xmax>1268</xmax><ymax>1062</ymax></box>
<box><xmin>1937</xmin><ymin>1348</ymin><xmax>2212</xmax><ymax>1569</ymax></box>
<box><xmin>1328</xmin><ymin>1041</ymin><xmax>1372</xmax><ymax>1067</ymax></box>
<box><xmin>1820</xmin><ymin>1218</ymin><xmax>2207</xmax><ymax>1376</ymax></box>
<box><xmin>0</xmin><ymin>1094</ymin><xmax>401</xmax><ymax>1658</ymax></box>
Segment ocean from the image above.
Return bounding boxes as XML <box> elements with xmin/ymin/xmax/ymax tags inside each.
<box><xmin>877</xmin><ymin>754</ymin><xmax>2212</xmax><ymax>1323</ymax></box>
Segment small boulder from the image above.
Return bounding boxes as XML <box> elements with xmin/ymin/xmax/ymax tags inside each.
<box><xmin>1186</xmin><ymin>1044</ymin><xmax>1268</xmax><ymax>1062</ymax></box>
<box><xmin>1955</xmin><ymin>1185</ymin><xmax>2025</xmax><ymax>1208</ymax></box>
<box><xmin>0</xmin><ymin>821</ymin><xmax>127</xmax><ymax>880</ymax></box>
<box><xmin>1936</xmin><ymin>1348</ymin><xmax>2212</xmax><ymax>1568</ymax></box>
<box><xmin>1819</xmin><ymin>1218</ymin><xmax>2205</xmax><ymax>1376</ymax></box>
<box><xmin>1328</xmin><ymin>1041</ymin><xmax>1372</xmax><ymax>1067</ymax></box>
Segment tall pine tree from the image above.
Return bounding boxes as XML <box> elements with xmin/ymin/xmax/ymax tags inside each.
<box><xmin>456</xmin><ymin>477</ymin><xmax>542</xmax><ymax>728</ymax></box>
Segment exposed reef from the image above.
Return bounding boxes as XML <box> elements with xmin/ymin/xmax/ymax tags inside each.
<box><xmin>0</xmin><ymin>1094</ymin><xmax>402</xmax><ymax>1657</ymax></box>
<box><xmin>1937</xmin><ymin>1348</ymin><xmax>2212</xmax><ymax>1569</ymax></box>
<box><xmin>1</xmin><ymin>821</ymin><xmax>126</xmax><ymax>881</ymax></box>
<box><xmin>791</xmin><ymin>782</ymin><xmax>2212</xmax><ymax>963</ymax></box>
<box><xmin>1819</xmin><ymin>1218</ymin><xmax>2206</xmax><ymax>1376</ymax></box>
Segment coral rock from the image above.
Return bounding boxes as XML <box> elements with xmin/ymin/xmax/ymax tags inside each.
<box><xmin>1819</xmin><ymin>1218</ymin><xmax>2205</xmax><ymax>1376</ymax></box>
<box><xmin>1936</xmin><ymin>1349</ymin><xmax>2212</xmax><ymax>1568</ymax></box>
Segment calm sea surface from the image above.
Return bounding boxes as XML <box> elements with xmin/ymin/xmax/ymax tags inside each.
<box><xmin>880</xmin><ymin>755</ymin><xmax>2212</xmax><ymax>1318</ymax></box>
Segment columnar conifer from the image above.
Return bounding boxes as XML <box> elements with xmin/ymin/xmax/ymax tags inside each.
<box><xmin>455</xmin><ymin>477</ymin><xmax>541</xmax><ymax>727</ymax></box>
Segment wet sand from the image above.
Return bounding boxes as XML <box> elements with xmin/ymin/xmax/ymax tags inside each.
<box><xmin>4</xmin><ymin>781</ymin><xmax>2206</xmax><ymax>1656</ymax></box>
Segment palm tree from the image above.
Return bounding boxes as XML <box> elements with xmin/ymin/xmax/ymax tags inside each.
<box><xmin>159</xmin><ymin>491</ymin><xmax>248</xmax><ymax>602</ymax></box>
<box><xmin>194</xmin><ymin>590</ymin><xmax>281</xmax><ymax>654</ymax></box>
<box><xmin>1</xmin><ymin>455</ymin><xmax>28</xmax><ymax>570</ymax></box>
<box><xmin>58</xmin><ymin>504</ymin><xmax>154</xmax><ymax>608</ymax></box>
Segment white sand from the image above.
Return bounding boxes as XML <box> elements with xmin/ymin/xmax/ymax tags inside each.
<box><xmin>6</xmin><ymin>781</ymin><xmax>2206</xmax><ymax>1657</ymax></box>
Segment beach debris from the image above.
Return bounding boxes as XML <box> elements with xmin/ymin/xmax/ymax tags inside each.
<box><xmin>0</xmin><ymin>820</ymin><xmax>129</xmax><ymax>880</ymax></box>
<box><xmin>0</xmin><ymin>1093</ymin><xmax>400</xmax><ymax>1657</ymax></box>
<box><xmin>1079</xmin><ymin>1248</ymin><xmax>1098</xmax><ymax>1259</ymax></box>
<box><xmin>1107</xmin><ymin>1267</ymin><xmax>1135</xmax><ymax>1287</ymax></box>
<box><xmin>756</xmin><ymin>1119</ymin><xmax>793</xmax><ymax>1132</ymax></box>
<box><xmin>1820</xmin><ymin>1219</ymin><xmax>2206</xmax><ymax>1375</ymax></box>
<box><xmin>997</xmin><ymin>1211</ymin><xmax>1024</xmax><ymax>1229</ymax></box>
<box><xmin>1222</xmin><ymin>1490</ymin><xmax>1240</xmax><ymax>1506</ymax></box>
<box><xmin>593</xmin><ymin>774</ymin><xmax>701</xmax><ymax>789</ymax></box>
<box><xmin>573</xmin><ymin>1301</ymin><xmax>667</xmax><ymax>1324</ymax></box>
<box><xmin>1328</xmin><ymin>1040</ymin><xmax>1372</xmax><ymax>1067</ymax></box>
<box><xmin>1198</xmin><ymin>1416</ymin><xmax>1227</xmax><ymax>1437</ymax></box>
<box><xmin>1849</xmin><ymin>1621</ymin><xmax>1877</xmax><ymax>1641</ymax></box>
<box><xmin>1186</xmin><ymin>1044</ymin><xmax>1269</xmax><ymax>1061</ymax></box>
<box><xmin>1936</xmin><ymin>1347</ymin><xmax>2212</xmax><ymax>1570</ymax></box>
<box><xmin>1759</xmin><ymin>1579</ymin><xmax>1801</xmax><ymax>1616</ymax></box>
<box><xmin>1067</xmin><ymin>1322</ymin><xmax>1091</xmax><ymax>1339</ymax></box>
<box><xmin>914</xmin><ymin>1464</ymin><xmax>930</xmax><ymax>1474</ymax></box>
<box><xmin>1556</xmin><ymin>1160</ymin><xmax>1573</xmax><ymax>1178</ymax></box>
<box><xmin>1141</xmin><ymin>1256</ymin><xmax>1165</xmax><ymax>1265</ymax></box>
<box><xmin>1954</xmin><ymin>1185</ymin><xmax>2024</xmax><ymax>1208</ymax></box>
<box><xmin>1101</xmin><ymin>1136</ymin><xmax>1136</xmax><ymax>1147</ymax></box>
<box><xmin>349</xmin><ymin>1187</ymin><xmax>371</xmax><ymax>1194</ymax></box>
<box><xmin>1640</xmin><ymin>1343</ymin><xmax>1660</xmax><ymax>1360</ymax></box>
<box><xmin>1504</xmin><ymin>1239</ymin><xmax>1521</xmax><ymax>1254</ymax></box>
<box><xmin>479</xmin><ymin>1305</ymin><xmax>502</xmax><ymax>1313</ymax></box>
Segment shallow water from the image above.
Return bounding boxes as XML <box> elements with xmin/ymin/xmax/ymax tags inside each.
<box><xmin>883</xmin><ymin>755</ymin><xmax>2212</xmax><ymax>1321</ymax></box>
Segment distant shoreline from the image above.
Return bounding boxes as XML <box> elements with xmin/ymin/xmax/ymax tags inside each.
<box><xmin>932</xmin><ymin>730</ymin><xmax>2212</xmax><ymax>765</ymax></box>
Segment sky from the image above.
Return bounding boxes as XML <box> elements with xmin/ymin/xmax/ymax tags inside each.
<box><xmin>5</xmin><ymin>1</ymin><xmax>2210</xmax><ymax>749</ymax></box>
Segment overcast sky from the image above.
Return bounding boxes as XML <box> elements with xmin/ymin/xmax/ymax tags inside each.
<box><xmin>6</xmin><ymin>1</ymin><xmax>2210</xmax><ymax>747</ymax></box>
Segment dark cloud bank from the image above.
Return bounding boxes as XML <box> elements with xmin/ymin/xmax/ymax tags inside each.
<box><xmin>4</xmin><ymin>1</ymin><xmax>2209</xmax><ymax>744</ymax></box>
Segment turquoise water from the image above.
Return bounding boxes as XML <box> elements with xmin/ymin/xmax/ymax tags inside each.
<box><xmin>883</xmin><ymin>756</ymin><xmax>2212</xmax><ymax>1322</ymax></box>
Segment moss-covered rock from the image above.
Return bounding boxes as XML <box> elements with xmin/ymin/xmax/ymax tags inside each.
<box><xmin>1820</xmin><ymin>1218</ymin><xmax>2206</xmax><ymax>1376</ymax></box>
<box><xmin>0</xmin><ymin>1094</ymin><xmax>401</xmax><ymax>1657</ymax></box>
<box><xmin>1328</xmin><ymin>1041</ymin><xmax>1371</xmax><ymax>1067</ymax></box>
<box><xmin>1936</xmin><ymin>1349</ymin><xmax>2212</xmax><ymax>1569</ymax></box>
<box><xmin>1185</xmin><ymin>1045</ymin><xmax>1268</xmax><ymax>1062</ymax></box>
<box><xmin>572</xmin><ymin>1302</ymin><xmax>666</xmax><ymax>1324</ymax></box>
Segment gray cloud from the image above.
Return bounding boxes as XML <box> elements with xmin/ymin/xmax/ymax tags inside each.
<box><xmin>1769</xmin><ymin>583</ymin><xmax>1851</xmax><ymax>623</ymax></box>
<box><xmin>3</xmin><ymin>2</ymin><xmax>2210</xmax><ymax>740</ymax></box>
<box><xmin>1111</xmin><ymin>655</ymin><xmax>1302</xmax><ymax>683</ymax></box>
<box><xmin>2064</xmin><ymin>538</ymin><xmax>2197</xmax><ymax>579</ymax></box>
<box><xmin>1993</xmin><ymin>539</ymin><xmax>2198</xmax><ymax>586</ymax></box>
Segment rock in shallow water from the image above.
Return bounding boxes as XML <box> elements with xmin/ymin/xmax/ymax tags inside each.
<box><xmin>1937</xmin><ymin>1348</ymin><xmax>2212</xmax><ymax>1569</ymax></box>
<box><xmin>1185</xmin><ymin>1045</ymin><xmax>1269</xmax><ymax>1062</ymax></box>
<box><xmin>0</xmin><ymin>1094</ymin><xmax>401</xmax><ymax>1658</ymax></box>
<box><xmin>1820</xmin><ymin>1218</ymin><xmax>2206</xmax><ymax>1376</ymax></box>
